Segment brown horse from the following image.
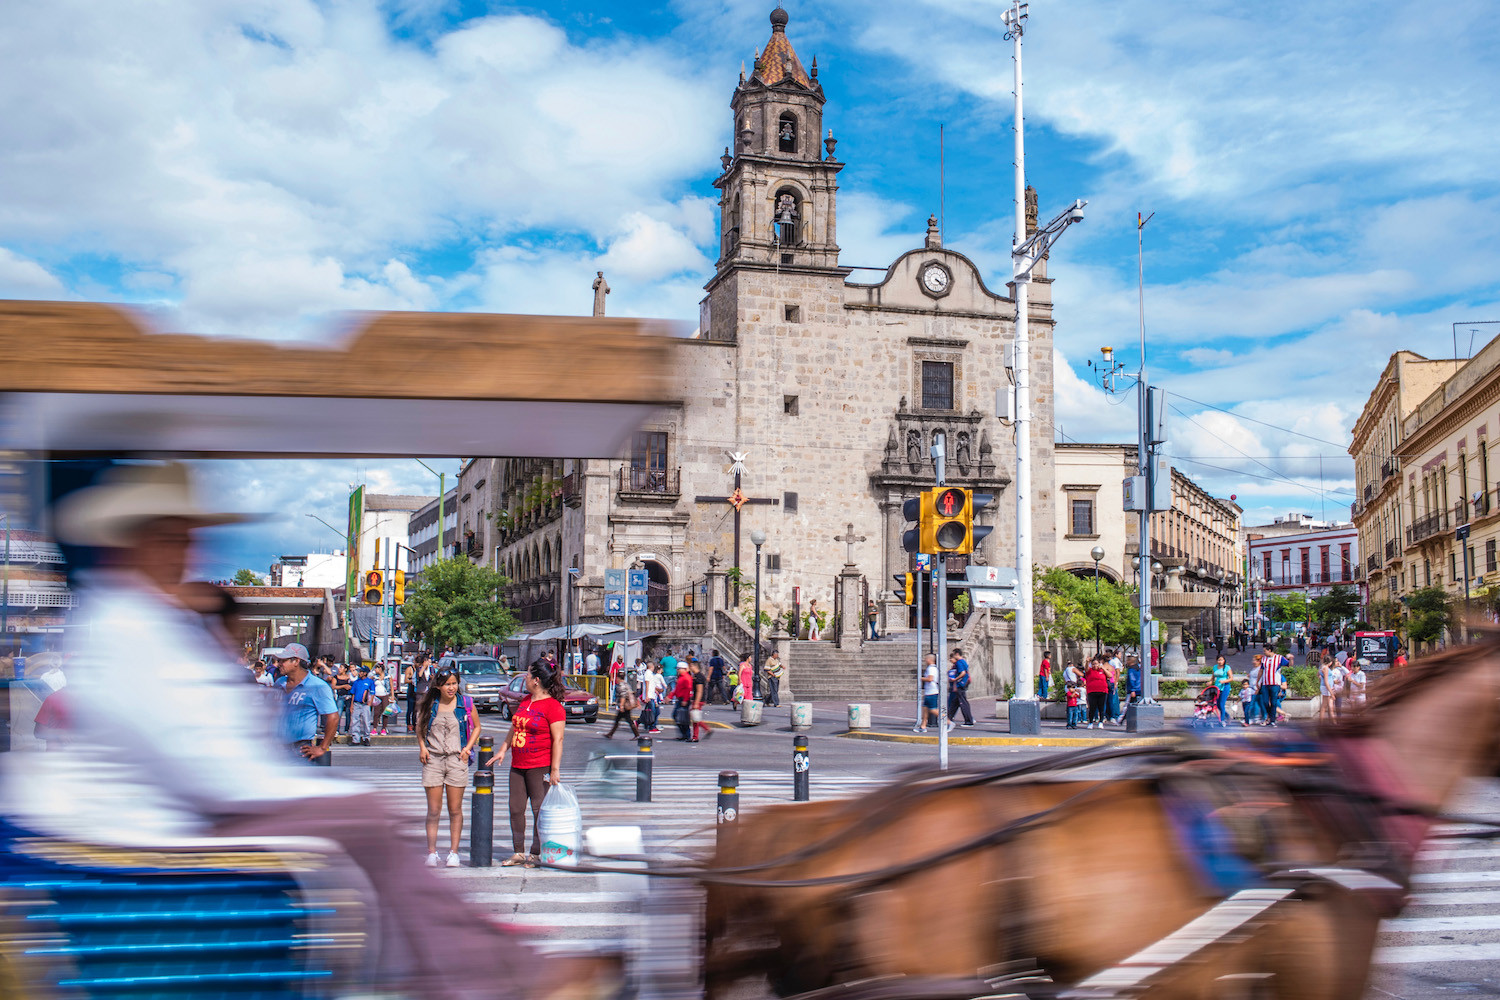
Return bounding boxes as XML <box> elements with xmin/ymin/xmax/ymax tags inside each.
<box><xmin>705</xmin><ymin>643</ymin><xmax>1500</xmax><ymax>1000</ymax></box>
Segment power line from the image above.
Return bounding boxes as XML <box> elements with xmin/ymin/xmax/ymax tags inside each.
<box><xmin>1167</xmin><ymin>390</ymin><xmax>1349</xmax><ymax>449</ymax></box>
<box><xmin>1169</xmin><ymin>402</ymin><xmax>1357</xmax><ymax>499</ymax></box>
<box><xmin>1167</xmin><ymin>454</ymin><xmax>1357</xmax><ymax>498</ymax></box>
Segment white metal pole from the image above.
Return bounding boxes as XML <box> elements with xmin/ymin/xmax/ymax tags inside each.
<box><xmin>937</xmin><ymin>570</ymin><xmax>949</xmax><ymax>770</ymax></box>
<box><xmin>1137</xmin><ymin>218</ymin><xmax>1154</xmax><ymax>701</ymax></box>
<box><xmin>915</xmin><ymin>565</ymin><xmax>924</xmax><ymax>726</ymax></box>
<box><xmin>1009</xmin><ymin>2</ymin><xmax>1035</xmax><ymax>703</ymax></box>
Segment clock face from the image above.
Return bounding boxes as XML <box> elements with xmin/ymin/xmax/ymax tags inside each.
<box><xmin>921</xmin><ymin>262</ymin><xmax>951</xmax><ymax>296</ymax></box>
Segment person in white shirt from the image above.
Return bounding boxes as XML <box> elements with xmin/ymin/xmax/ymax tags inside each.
<box><xmin>913</xmin><ymin>653</ymin><xmax>940</xmax><ymax>733</ymax></box>
<box><xmin>640</xmin><ymin>662</ymin><xmax>666</xmax><ymax>733</ymax></box>
<box><xmin>1347</xmin><ymin>660</ymin><xmax>1369</xmax><ymax>708</ymax></box>
<box><xmin>585</xmin><ymin>650</ymin><xmax>600</xmax><ymax>674</ymax></box>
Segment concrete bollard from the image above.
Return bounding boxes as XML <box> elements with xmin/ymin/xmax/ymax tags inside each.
<box><xmin>790</xmin><ymin>702</ymin><xmax>813</xmax><ymax>731</ymax></box>
<box><xmin>469</xmin><ymin>768</ymin><xmax>494</xmax><ymax>867</ymax></box>
<box><xmin>793</xmin><ymin>735</ymin><xmax>810</xmax><ymax>801</ymax></box>
<box><xmin>847</xmin><ymin>703</ymin><xmax>871</xmax><ymax>730</ymax></box>
<box><xmin>476</xmin><ymin>735</ymin><xmax>496</xmax><ymax>772</ymax></box>
<box><xmin>717</xmin><ymin>770</ymin><xmax>739</xmax><ymax>847</ymax></box>
<box><xmin>740</xmin><ymin>699</ymin><xmax>763</xmax><ymax>726</ymax></box>
<box><xmin>636</xmin><ymin>736</ymin><xmax>653</xmax><ymax>803</ymax></box>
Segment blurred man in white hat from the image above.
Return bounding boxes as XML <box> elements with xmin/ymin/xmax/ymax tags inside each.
<box><xmin>3</xmin><ymin>462</ymin><xmax>559</xmax><ymax>1000</ymax></box>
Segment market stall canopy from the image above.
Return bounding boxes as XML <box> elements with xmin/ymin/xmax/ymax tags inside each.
<box><xmin>0</xmin><ymin>302</ymin><xmax>682</xmax><ymax>459</ymax></box>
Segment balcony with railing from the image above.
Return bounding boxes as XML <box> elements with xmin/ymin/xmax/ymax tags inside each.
<box><xmin>1407</xmin><ymin>510</ymin><xmax>1450</xmax><ymax>545</ymax></box>
<box><xmin>1381</xmin><ymin>458</ymin><xmax>1396</xmax><ymax>481</ymax></box>
<box><xmin>617</xmin><ymin>466</ymin><xmax>681</xmax><ymax>503</ymax></box>
<box><xmin>1367</xmin><ymin>553</ymin><xmax>1379</xmax><ymax>573</ymax></box>
<box><xmin>1386</xmin><ymin>538</ymin><xmax>1400</xmax><ymax>563</ymax></box>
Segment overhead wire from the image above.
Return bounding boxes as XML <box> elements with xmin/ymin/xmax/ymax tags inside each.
<box><xmin>1167</xmin><ymin>401</ymin><xmax>1357</xmax><ymax>499</ymax></box>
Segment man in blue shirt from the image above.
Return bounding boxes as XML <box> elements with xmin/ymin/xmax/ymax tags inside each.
<box><xmin>946</xmin><ymin>648</ymin><xmax>974</xmax><ymax>728</ymax></box>
<box><xmin>706</xmin><ymin>649</ymin><xmax>728</xmax><ymax>704</ymax></box>
<box><xmin>348</xmin><ymin>666</ymin><xmax>375</xmax><ymax>746</ymax></box>
<box><xmin>275</xmin><ymin>643</ymin><xmax>339</xmax><ymax>765</ymax></box>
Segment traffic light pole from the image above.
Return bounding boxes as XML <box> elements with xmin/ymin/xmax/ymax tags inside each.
<box><xmin>932</xmin><ymin>434</ymin><xmax>950</xmax><ymax>770</ymax></box>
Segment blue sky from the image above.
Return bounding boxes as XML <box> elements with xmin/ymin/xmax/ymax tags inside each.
<box><xmin>4</xmin><ymin>0</ymin><xmax>1498</xmax><ymax>576</ymax></box>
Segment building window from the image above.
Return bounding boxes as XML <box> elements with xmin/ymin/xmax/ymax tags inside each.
<box><xmin>1300</xmin><ymin>549</ymin><xmax>1310</xmax><ymax>585</ymax></box>
<box><xmin>1451</xmin><ymin>552</ymin><xmax>1458</xmax><ymax>580</ymax></box>
<box><xmin>783</xmin><ymin>394</ymin><xmax>799</xmax><ymax>415</ymax></box>
<box><xmin>921</xmin><ymin>361</ymin><xmax>955</xmax><ymax>411</ymax></box>
<box><xmin>784</xmin><ymin>304</ymin><xmax>800</xmax><ymax>323</ymax></box>
<box><xmin>1320</xmin><ymin>546</ymin><xmax>1330</xmax><ymax>584</ymax></box>
<box><xmin>1263</xmin><ymin>552</ymin><xmax>1271</xmax><ymax>582</ymax></box>
<box><xmin>1340</xmin><ymin>543</ymin><xmax>1351</xmax><ymax>580</ymax></box>
<box><xmin>1488</xmin><ymin>539</ymin><xmax>1496</xmax><ymax>572</ymax></box>
<box><xmin>1281</xmin><ymin>551</ymin><xmax>1291</xmax><ymax>585</ymax></box>
<box><xmin>631</xmin><ymin>431</ymin><xmax>668</xmax><ymax>471</ymax></box>
<box><xmin>1425</xmin><ymin>559</ymin><xmax>1432</xmax><ymax>587</ymax></box>
<box><xmin>766</xmin><ymin>553</ymin><xmax>782</xmax><ymax>571</ymax></box>
<box><xmin>1070</xmin><ymin>498</ymin><xmax>1095</xmax><ymax>536</ymax></box>
<box><xmin>783</xmin><ymin>491</ymin><xmax>798</xmax><ymax>513</ymax></box>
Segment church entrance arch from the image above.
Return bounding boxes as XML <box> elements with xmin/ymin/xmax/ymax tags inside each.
<box><xmin>643</xmin><ymin>560</ymin><xmax>671</xmax><ymax>613</ymax></box>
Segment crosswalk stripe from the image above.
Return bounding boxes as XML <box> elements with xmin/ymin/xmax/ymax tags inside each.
<box><xmin>1410</xmin><ymin>871</ymin><xmax>1500</xmax><ymax>885</ymax></box>
<box><xmin>1374</xmin><ymin>943</ymin><xmax>1500</xmax><ymax>965</ymax></box>
<box><xmin>1383</xmin><ymin>914</ymin><xmax>1500</xmax><ymax>933</ymax></box>
<box><xmin>1408</xmin><ymin>890</ymin><xmax>1500</xmax><ymax>906</ymax></box>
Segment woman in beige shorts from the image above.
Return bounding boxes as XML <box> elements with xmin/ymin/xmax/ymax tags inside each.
<box><xmin>417</xmin><ymin>668</ymin><xmax>481</xmax><ymax>868</ymax></box>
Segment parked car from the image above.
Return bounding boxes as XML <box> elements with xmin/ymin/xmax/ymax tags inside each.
<box><xmin>437</xmin><ymin>654</ymin><xmax>509</xmax><ymax>712</ymax></box>
<box><xmin>496</xmin><ymin>674</ymin><xmax>599</xmax><ymax>723</ymax></box>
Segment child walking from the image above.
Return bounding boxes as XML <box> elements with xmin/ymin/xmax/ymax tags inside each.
<box><xmin>1065</xmin><ymin>684</ymin><xmax>1082</xmax><ymax>729</ymax></box>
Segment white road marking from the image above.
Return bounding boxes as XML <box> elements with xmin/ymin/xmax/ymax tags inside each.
<box><xmin>1383</xmin><ymin>914</ymin><xmax>1500</xmax><ymax>932</ymax></box>
<box><xmin>1374</xmin><ymin>943</ymin><xmax>1500</xmax><ymax>965</ymax></box>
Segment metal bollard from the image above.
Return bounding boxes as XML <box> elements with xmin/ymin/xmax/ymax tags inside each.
<box><xmin>717</xmin><ymin>770</ymin><xmax>739</xmax><ymax>847</ymax></box>
<box><xmin>636</xmin><ymin>736</ymin><xmax>653</xmax><ymax>803</ymax></box>
<box><xmin>470</xmin><ymin>768</ymin><xmax>494</xmax><ymax>867</ymax></box>
<box><xmin>476</xmin><ymin>735</ymin><xmax>496</xmax><ymax>771</ymax></box>
<box><xmin>793</xmin><ymin>735</ymin><xmax>810</xmax><ymax>801</ymax></box>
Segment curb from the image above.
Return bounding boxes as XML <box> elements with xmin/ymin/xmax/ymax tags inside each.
<box><xmin>836</xmin><ymin>730</ymin><xmax>1178</xmax><ymax>748</ymax></box>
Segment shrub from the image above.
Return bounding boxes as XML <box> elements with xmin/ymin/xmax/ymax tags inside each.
<box><xmin>1284</xmin><ymin>665</ymin><xmax>1318</xmax><ymax>699</ymax></box>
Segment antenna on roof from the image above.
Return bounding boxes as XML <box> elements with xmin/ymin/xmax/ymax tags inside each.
<box><xmin>940</xmin><ymin>123</ymin><xmax>946</xmax><ymax>242</ymax></box>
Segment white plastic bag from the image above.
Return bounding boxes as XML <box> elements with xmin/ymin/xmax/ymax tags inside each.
<box><xmin>537</xmin><ymin>782</ymin><xmax>583</xmax><ymax>867</ymax></box>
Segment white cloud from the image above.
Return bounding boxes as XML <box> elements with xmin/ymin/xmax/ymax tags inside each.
<box><xmin>0</xmin><ymin>248</ymin><xmax>64</xmax><ymax>297</ymax></box>
<box><xmin>0</xmin><ymin>2</ymin><xmax>723</xmax><ymax>334</ymax></box>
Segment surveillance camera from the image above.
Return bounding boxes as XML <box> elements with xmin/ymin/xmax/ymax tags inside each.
<box><xmin>1069</xmin><ymin>207</ymin><xmax>1085</xmax><ymax>223</ymax></box>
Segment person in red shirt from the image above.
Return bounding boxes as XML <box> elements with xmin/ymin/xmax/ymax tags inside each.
<box><xmin>495</xmin><ymin>660</ymin><xmax>567</xmax><ymax>868</ymax></box>
<box><xmin>1083</xmin><ymin>658</ymin><xmax>1110</xmax><ymax>729</ymax></box>
<box><xmin>671</xmin><ymin>666</ymin><xmax>695</xmax><ymax>741</ymax></box>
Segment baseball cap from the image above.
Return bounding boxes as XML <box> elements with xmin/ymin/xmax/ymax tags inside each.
<box><xmin>280</xmin><ymin>642</ymin><xmax>310</xmax><ymax>662</ymax></box>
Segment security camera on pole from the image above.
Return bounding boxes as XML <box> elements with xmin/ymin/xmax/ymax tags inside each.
<box><xmin>1001</xmin><ymin>0</ymin><xmax>1087</xmax><ymax>736</ymax></box>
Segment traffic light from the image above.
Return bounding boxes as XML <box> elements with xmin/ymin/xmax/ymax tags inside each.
<box><xmin>971</xmin><ymin>493</ymin><xmax>995</xmax><ymax>552</ymax></box>
<box><xmin>392</xmin><ymin>570</ymin><xmax>406</xmax><ymax>605</ymax></box>
<box><xmin>892</xmin><ymin>572</ymin><xmax>916</xmax><ymax>605</ymax></box>
<box><xmin>363</xmin><ymin>570</ymin><xmax>384</xmax><ymax>605</ymax></box>
<box><xmin>901</xmin><ymin>494</ymin><xmax>924</xmax><ymax>553</ymax></box>
<box><xmin>924</xmin><ymin>486</ymin><xmax>970</xmax><ymax>553</ymax></box>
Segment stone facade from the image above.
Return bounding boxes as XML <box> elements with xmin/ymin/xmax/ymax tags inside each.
<box><xmin>464</xmin><ymin>11</ymin><xmax>1059</xmax><ymax>686</ymax></box>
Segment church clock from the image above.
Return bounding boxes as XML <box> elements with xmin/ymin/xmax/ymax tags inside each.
<box><xmin>919</xmin><ymin>261</ymin><xmax>952</xmax><ymax>299</ymax></box>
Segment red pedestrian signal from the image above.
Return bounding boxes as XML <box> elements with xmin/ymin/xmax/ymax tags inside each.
<box><xmin>935</xmin><ymin>487</ymin><xmax>966</xmax><ymax>518</ymax></box>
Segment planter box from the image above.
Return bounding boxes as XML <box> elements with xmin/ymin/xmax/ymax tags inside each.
<box><xmin>995</xmin><ymin>697</ymin><xmax>1314</xmax><ymax>721</ymax></box>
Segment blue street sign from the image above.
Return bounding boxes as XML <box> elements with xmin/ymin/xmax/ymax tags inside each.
<box><xmin>604</xmin><ymin>594</ymin><xmax>624</xmax><ymax>615</ymax></box>
<box><xmin>605</xmin><ymin>568</ymin><xmax>625</xmax><ymax>592</ymax></box>
<box><xmin>628</xmin><ymin>569</ymin><xmax>648</xmax><ymax>593</ymax></box>
<box><xmin>628</xmin><ymin>594</ymin><xmax>648</xmax><ymax>616</ymax></box>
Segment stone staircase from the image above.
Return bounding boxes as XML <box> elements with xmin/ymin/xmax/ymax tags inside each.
<box><xmin>787</xmin><ymin>635</ymin><xmax>924</xmax><ymax>702</ymax></box>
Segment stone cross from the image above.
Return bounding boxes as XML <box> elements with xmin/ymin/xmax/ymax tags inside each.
<box><xmin>591</xmin><ymin>271</ymin><xmax>610</xmax><ymax>317</ymax></box>
<box><xmin>835</xmin><ymin>522</ymin><xmax>866</xmax><ymax>567</ymax></box>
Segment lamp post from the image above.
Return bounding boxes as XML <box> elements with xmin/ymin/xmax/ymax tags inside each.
<box><xmin>1090</xmin><ymin>545</ymin><xmax>1105</xmax><ymax>656</ymax></box>
<box><xmin>1</xmin><ymin>512</ymin><xmax>10</xmax><ymax>647</ymax></box>
<box><xmin>751</xmin><ymin>529</ymin><xmax>767</xmax><ymax>701</ymax></box>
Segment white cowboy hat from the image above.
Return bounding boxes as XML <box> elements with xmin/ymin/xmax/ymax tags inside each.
<box><xmin>52</xmin><ymin>462</ymin><xmax>258</xmax><ymax>548</ymax></box>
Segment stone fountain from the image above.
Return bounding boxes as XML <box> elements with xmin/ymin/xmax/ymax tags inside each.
<box><xmin>1149</xmin><ymin>559</ymin><xmax>1220</xmax><ymax>677</ymax></box>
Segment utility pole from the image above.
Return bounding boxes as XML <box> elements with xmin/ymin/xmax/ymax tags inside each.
<box><xmin>1002</xmin><ymin>0</ymin><xmax>1086</xmax><ymax>734</ymax></box>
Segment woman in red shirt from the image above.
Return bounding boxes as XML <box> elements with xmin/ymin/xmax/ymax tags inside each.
<box><xmin>1082</xmin><ymin>658</ymin><xmax>1110</xmax><ymax>729</ymax></box>
<box><xmin>495</xmin><ymin>660</ymin><xmax>567</xmax><ymax>867</ymax></box>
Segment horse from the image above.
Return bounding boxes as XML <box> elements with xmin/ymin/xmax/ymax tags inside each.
<box><xmin>704</xmin><ymin>641</ymin><xmax>1500</xmax><ymax>1000</ymax></box>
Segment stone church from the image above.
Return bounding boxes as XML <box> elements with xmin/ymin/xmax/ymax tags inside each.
<box><xmin>457</xmin><ymin>8</ymin><xmax>1057</xmax><ymax>688</ymax></box>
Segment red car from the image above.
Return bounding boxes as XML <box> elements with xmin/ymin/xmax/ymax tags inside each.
<box><xmin>496</xmin><ymin>674</ymin><xmax>600</xmax><ymax>723</ymax></box>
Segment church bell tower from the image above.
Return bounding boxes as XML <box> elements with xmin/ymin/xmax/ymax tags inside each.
<box><xmin>712</xmin><ymin>7</ymin><xmax>843</xmax><ymax>279</ymax></box>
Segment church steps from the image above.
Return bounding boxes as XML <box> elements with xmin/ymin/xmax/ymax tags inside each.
<box><xmin>787</xmin><ymin>637</ymin><xmax>926</xmax><ymax>702</ymax></box>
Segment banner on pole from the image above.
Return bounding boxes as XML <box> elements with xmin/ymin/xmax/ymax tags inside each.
<box><xmin>346</xmin><ymin>486</ymin><xmax>363</xmax><ymax>601</ymax></box>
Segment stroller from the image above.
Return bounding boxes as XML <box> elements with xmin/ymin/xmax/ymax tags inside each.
<box><xmin>1191</xmin><ymin>683</ymin><xmax>1222</xmax><ymax>726</ymax></box>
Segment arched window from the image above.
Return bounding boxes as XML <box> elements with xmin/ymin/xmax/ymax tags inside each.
<box><xmin>778</xmin><ymin>112</ymin><xmax>798</xmax><ymax>153</ymax></box>
<box><xmin>773</xmin><ymin>188</ymin><xmax>802</xmax><ymax>246</ymax></box>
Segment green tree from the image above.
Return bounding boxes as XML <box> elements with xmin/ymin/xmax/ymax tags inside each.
<box><xmin>232</xmin><ymin>568</ymin><xmax>264</xmax><ymax>586</ymax></box>
<box><xmin>1072</xmin><ymin>576</ymin><xmax>1139</xmax><ymax>648</ymax></box>
<box><xmin>1268</xmin><ymin>590</ymin><xmax>1309</xmax><ymax>625</ymax></box>
<box><xmin>1032</xmin><ymin>566</ymin><xmax>1093</xmax><ymax>652</ymax></box>
<box><xmin>1406</xmin><ymin>586</ymin><xmax>1451</xmax><ymax>645</ymax></box>
<box><xmin>400</xmin><ymin>557</ymin><xmax>518</xmax><ymax>652</ymax></box>
<box><xmin>1365</xmin><ymin>599</ymin><xmax>1400</xmax><ymax>631</ymax></box>
<box><xmin>1310</xmin><ymin>584</ymin><xmax>1360</xmax><ymax>632</ymax></box>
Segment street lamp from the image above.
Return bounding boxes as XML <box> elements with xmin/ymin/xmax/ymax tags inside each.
<box><xmin>1090</xmin><ymin>545</ymin><xmax>1105</xmax><ymax>655</ymax></box>
<box><xmin>750</xmin><ymin>528</ymin><xmax>767</xmax><ymax>701</ymax></box>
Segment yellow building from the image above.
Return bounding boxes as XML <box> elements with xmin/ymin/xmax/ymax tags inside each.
<box><xmin>1351</xmin><ymin>343</ymin><xmax>1500</xmax><ymax>642</ymax></box>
